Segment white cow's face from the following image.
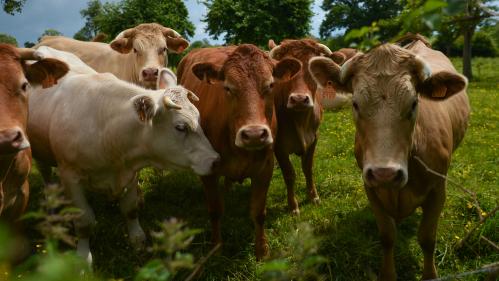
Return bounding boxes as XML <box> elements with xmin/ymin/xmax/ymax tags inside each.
<box><xmin>133</xmin><ymin>86</ymin><xmax>218</xmax><ymax>175</ymax></box>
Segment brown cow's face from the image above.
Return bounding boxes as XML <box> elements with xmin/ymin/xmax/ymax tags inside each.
<box><xmin>269</xmin><ymin>39</ymin><xmax>334</xmax><ymax>111</ymax></box>
<box><xmin>110</xmin><ymin>23</ymin><xmax>189</xmax><ymax>89</ymax></box>
<box><xmin>192</xmin><ymin>44</ymin><xmax>301</xmax><ymax>150</ymax></box>
<box><xmin>0</xmin><ymin>44</ymin><xmax>69</xmax><ymax>156</ymax></box>
<box><xmin>309</xmin><ymin>44</ymin><xmax>466</xmax><ymax>189</ymax></box>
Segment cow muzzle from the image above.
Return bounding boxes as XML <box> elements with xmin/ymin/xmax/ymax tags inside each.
<box><xmin>0</xmin><ymin>128</ymin><xmax>30</xmax><ymax>155</ymax></box>
<box><xmin>287</xmin><ymin>93</ymin><xmax>314</xmax><ymax>110</ymax></box>
<box><xmin>141</xmin><ymin>68</ymin><xmax>159</xmax><ymax>82</ymax></box>
<box><xmin>363</xmin><ymin>164</ymin><xmax>408</xmax><ymax>189</ymax></box>
<box><xmin>235</xmin><ymin>125</ymin><xmax>273</xmax><ymax>150</ymax></box>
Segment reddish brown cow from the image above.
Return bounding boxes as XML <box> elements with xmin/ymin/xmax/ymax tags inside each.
<box><xmin>267</xmin><ymin>39</ymin><xmax>343</xmax><ymax>214</ymax></box>
<box><xmin>177</xmin><ymin>44</ymin><xmax>301</xmax><ymax>259</ymax></box>
<box><xmin>309</xmin><ymin>36</ymin><xmax>470</xmax><ymax>280</ymax></box>
<box><xmin>0</xmin><ymin>44</ymin><xmax>68</xmax><ymax>219</ymax></box>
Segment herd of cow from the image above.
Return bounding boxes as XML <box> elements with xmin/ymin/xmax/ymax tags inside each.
<box><xmin>0</xmin><ymin>22</ymin><xmax>470</xmax><ymax>280</ymax></box>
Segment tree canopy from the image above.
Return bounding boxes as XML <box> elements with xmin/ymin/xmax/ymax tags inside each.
<box><xmin>202</xmin><ymin>0</ymin><xmax>313</xmax><ymax>46</ymax></box>
<box><xmin>1</xmin><ymin>0</ymin><xmax>26</xmax><ymax>15</ymax></box>
<box><xmin>38</xmin><ymin>29</ymin><xmax>63</xmax><ymax>42</ymax></box>
<box><xmin>74</xmin><ymin>0</ymin><xmax>102</xmax><ymax>41</ymax></box>
<box><xmin>0</xmin><ymin>33</ymin><xmax>18</xmax><ymax>46</ymax></box>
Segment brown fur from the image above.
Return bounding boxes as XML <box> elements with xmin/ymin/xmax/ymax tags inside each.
<box><xmin>270</xmin><ymin>39</ymin><xmax>326</xmax><ymax>213</ymax></box>
<box><xmin>178</xmin><ymin>44</ymin><xmax>300</xmax><ymax>259</ymax></box>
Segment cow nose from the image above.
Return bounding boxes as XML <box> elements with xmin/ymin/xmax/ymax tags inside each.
<box><xmin>288</xmin><ymin>94</ymin><xmax>313</xmax><ymax>109</ymax></box>
<box><xmin>236</xmin><ymin>125</ymin><xmax>272</xmax><ymax>150</ymax></box>
<box><xmin>0</xmin><ymin>128</ymin><xmax>30</xmax><ymax>154</ymax></box>
<box><xmin>142</xmin><ymin>68</ymin><xmax>159</xmax><ymax>81</ymax></box>
<box><xmin>364</xmin><ymin>166</ymin><xmax>406</xmax><ymax>187</ymax></box>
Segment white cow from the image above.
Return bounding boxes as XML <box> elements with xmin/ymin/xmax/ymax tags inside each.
<box><xmin>27</xmin><ymin>47</ymin><xmax>219</xmax><ymax>264</ymax></box>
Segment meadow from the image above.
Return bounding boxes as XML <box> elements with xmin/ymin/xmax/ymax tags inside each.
<box><xmin>24</xmin><ymin>57</ymin><xmax>498</xmax><ymax>280</ymax></box>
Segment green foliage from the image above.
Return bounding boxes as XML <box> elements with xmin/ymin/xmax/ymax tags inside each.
<box><xmin>91</xmin><ymin>0</ymin><xmax>195</xmax><ymax>39</ymax></box>
<box><xmin>23</xmin><ymin>41</ymin><xmax>35</xmax><ymax>47</ymax></box>
<box><xmin>0</xmin><ymin>32</ymin><xmax>17</xmax><ymax>46</ymax></box>
<box><xmin>37</xmin><ymin>29</ymin><xmax>63</xmax><ymax>42</ymax></box>
<box><xmin>1</xmin><ymin>0</ymin><xmax>25</xmax><ymax>15</ymax></box>
<box><xmin>202</xmin><ymin>0</ymin><xmax>313</xmax><ymax>46</ymax></box>
<box><xmin>74</xmin><ymin>0</ymin><xmax>102</xmax><ymax>41</ymax></box>
<box><xmin>319</xmin><ymin>0</ymin><xmax>404</xmax><ymax>40</ymax></box>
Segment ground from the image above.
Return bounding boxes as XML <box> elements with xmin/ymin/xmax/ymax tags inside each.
<box><xmin>25</xmin><ymin>57</ymin><xmax>498</xmax><ymax>280</ymax></box>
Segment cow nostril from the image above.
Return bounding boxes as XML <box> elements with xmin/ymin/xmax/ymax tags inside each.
<box><xmin>153</xmin><ymin>69</ymin><xmax>159</xmax><ymax>76</ymax></box>
<box><xmin>366</xmin><ymin>168</ymin><xmax>375</xmax><ymax>182</ymax></box>
<box><xmin>260</xmin><ymin>129</ymin><xmax>268</xmax><ymax>140</ymax></box>
<box><xmin>304</xmin><ymin>96</ymin><xmax>310</xmax><ymax>103</ymax></box>
<box><xmin>394</xmin><ymin>169</ymin><xmax>404</xmax><ymax>182</ymax></box>
<box><xmin>241</xmin><ymin>130</ymin><xmax>250</xmax><ymax>140</ymax></box>
<box><xmin>12</xmin><ymin>131</ymin><xmax>23</xmax><ymax>143</ymax></box>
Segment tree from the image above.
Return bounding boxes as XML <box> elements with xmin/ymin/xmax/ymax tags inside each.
<box><xmin>319</xmin><ymin>0</ymin><xmax>405</xmax><ymax>40</ymax></box>
<box><xmin>202</xmin><ymin>0</ymin><xmax>313</xmax><ymax>46</ymax></box>
<box><xmin>92</xmin><ymin>0</ymin><xmax>195</xmax><ymax>39</ymax></box>
<box><xmin>1</xmin><ymin>0</ymin><xmax>26</xmax><ymax>15</ymax></box>
<box><xmin>37</xmin><ymin>29</ymin><xmax>63</xmax><ymax>42</ymax></box>
<box><xmin>0</xmin><ymin>33</ymin><xmax>17</xmax><ymax>46</ymax></box>
<box><xmin>74</xmin><ymin>0</ymin><xmax>102</xmax><ymax>41</ymax></box>
<box><xmin>24</xmin><ymin>41</ymin><xmax>35</xmax><ymax>47</ymax></box>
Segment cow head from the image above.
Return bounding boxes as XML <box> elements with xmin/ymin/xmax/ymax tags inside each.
<box><xmin>192</xmin><ymin>44</ymin><xmax>301</xmax><ymax>150</ymax></box>
<box><xmin>268</xmin><ymin>39</ymin><xmax>341</xmax><ymax>111</ymax></box>
<box><xmin>132</xmin><ymin>86</ymin><xmax>219</xmax><ymax>175</ymax></box>
<box><xmin>309</xmin><ymin>44</ymin><xmax>466</xmax><ymax>189</ymax></box>
<box><xmin>110</xmin><ymin>23</ymin><xmax>189</xmax><ymax>89</ymax></box>
<box><xmin>0</xmin><ymin>44</ymin><xmax>68</xmax><ymax>156</ymax></box>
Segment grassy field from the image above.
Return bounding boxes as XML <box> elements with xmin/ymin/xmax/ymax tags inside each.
<box><xmin>25</xmin><ymin>57</ymin><xmax>499</xmax><ymax>280</ymax></box>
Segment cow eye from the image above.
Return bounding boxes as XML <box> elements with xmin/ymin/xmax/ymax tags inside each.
<box><xmin>352</xmin><ymin>101</ymin><xmax>359</xmax><ymax>111</ymax></box>
<box><xmin>224</xmin><ymin>86</ymin><xmax>232</xmax><ymax>94</ymax></box>
<box><xmin>175</xmin><ymin>123</ymin><xmax>187</xmax><ymax>133</ymax></box>
<box><xmin>159</xmin><ymin>47</ymin><xmax>167</xmax><ymax>54</ymax></box>
<box><xmin>408</xmin><ymin>99</ymin><xmax>418</xmax><ymax>119</ymax></box>
<box><xmin>21</xmin><ymin>81</ymin><xmax>29</xmax><ymax>92</ymax></box>
<box><xmin>133</xmin><ymin>48</ymin><xmax>138</xmax><ymax>53</ymax></box>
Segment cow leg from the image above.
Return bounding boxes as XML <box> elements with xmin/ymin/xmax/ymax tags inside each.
<box><xmin>366</xmin><ymin>188</ymin><xmax>397</xmax><ymax>281</ymax></box>
<box><xmin>119</xmin><ymin>179</ymin><xmax>145</xmax><ymax>250</ymax></box>
<box><xmin>301</xmin><ymin>138</ymin><xmax>319</xmax><ymax>204</ymax></box>
<box><xmin>250</xmin><ymin>161</ymin><xmax>272</xmax><ymax>260</ymax></box>
<box><xmin>275</xmin><ymin>148</ymin><xmax>299</xmax><ymax>214</ymax></box>
<box><xmin>418</xmin><ymin>184</ymin><xmax>445</xmax><ymax>280</ymax></box>
<box><xmin>201</xmin><ymin>175</ymin><xmax>223</xmax><ymax>247</ymax></box>
<box><xmin>59</xmin><ymin>169</ymin><xmax>95</xmax><ymax>265</ymax></box>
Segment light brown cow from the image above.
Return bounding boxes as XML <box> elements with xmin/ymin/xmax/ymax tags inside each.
<box><xmin>309</xmin><ymin>36</ymin><xmax>470</xmax><ymax>280</ymax></box>
<box><xmin>36</xmin><ymin>23</ymin><xmax>188</xmax><ymax>89</ymax></box>
<box><xmin>0</xmin><ymin>44</ymin><xmax>68</xmax><ymax>220</ymax></box>
<box><xmin>177</xmin><ymin>44</ymin><xmax>301</xmax><ymax>259</ymax></box>
<box><xmin>268</xmin><ymin>38</ymin><xmax>338</xmax><ymax>214</ymax></box>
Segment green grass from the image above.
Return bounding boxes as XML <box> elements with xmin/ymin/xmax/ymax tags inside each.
<box><xmin>25</xmin><ymin>57</ymin><xmax>499</xmax><ymax>280</ymax></box>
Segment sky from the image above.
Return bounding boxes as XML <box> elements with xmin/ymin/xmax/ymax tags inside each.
<box><xmin>0</xmin><ymin>0</ymin><xmax>327</xmax><ymax>45</ymax></box>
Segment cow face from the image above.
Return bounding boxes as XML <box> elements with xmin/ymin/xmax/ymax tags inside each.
<box><xmin>309</xmin><ymin>44</ymin><xmax>466</xmax><ymax>189</ymax></box>
<box><xmin>133</xmin><ymin>86</ymin><xmax>219</xmax><ymax>176</ymax></box>
<box><xmin>268</xmin><ymin>39</ymin><xmax>340</xmax><ymax>111</ymax></box>
<box><xmin>110</xmin><ymin>23</ymin><xmax>189</xmax><ymax>89</ymax></box>
<box><xmin>0</xmin><ymin>44</ymin><xmax>68</xmax><ymax>156</ymax></box>
<box><xmin>192</xmin><ymin>44</ymin><xmax>301</xmax><ymax>150</ymax></box>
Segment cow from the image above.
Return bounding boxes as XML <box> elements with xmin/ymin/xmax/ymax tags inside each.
<box><xmin>36</xmin><ymin>23</ymin><xmax>189</xmax><ymax>89</ymax></box>
<box><xmin>177</xmin><ymin>44</ymin><xmax>301</xmax><ymax>259</ymax></box>
<box><xmin>27</xmin><ymin>47</ymin><xmax>219</xmax><ymax>264</ymax></box>
<box><xmin>0</xmin><ymin>44</ymin><xmax>68</xmax><ymax>220</ymax></box>
<box><xmin>309</xmin><ymin>35</ymin><xmax>470</xmax><ymax>280</ymax></box>
<box><xmin>267</xmin><ymin>38</ymin><xmax>338</xmax><ymax>214</ymax></box>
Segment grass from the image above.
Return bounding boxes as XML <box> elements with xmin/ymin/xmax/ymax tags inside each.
<box><xmin>25</xmin><ymin>57</ymin><xmax>499</xmax><ymax>280</ymax></box>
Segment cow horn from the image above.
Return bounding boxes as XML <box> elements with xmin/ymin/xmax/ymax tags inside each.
<box><xmin>187</xmin><ymin>90</ymin><xmax>199</xmax><ymax>102</ymax></box>
<box><xmin>163</xmin><ymin>96</ymin><xmax>182</xmax><ymax>110</ymax></box>
<box><xmin>115</xmin><ymin>28</ymin><xmax>136</xmax><ymax>39</ymax></box>
<box><xmin>317</xmin><ymin>43</ymin><xmax>332</xmax><ymax>56</ymax></box>
<box><xmin>160</xmin><ymin>27</ymin><xmax>182</xmax><ymax>38</ymax></box>
<box><xmin>17</xmin><ymin>48</ymin><xmax>42</xmax><ymax>60</ymax></box>
<box><xmin>269</xmin><ymin>45</ymin><xmax>282</xmax><ymax>59</ymax></box>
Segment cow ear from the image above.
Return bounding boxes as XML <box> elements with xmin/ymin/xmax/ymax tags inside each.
<box><xmin>133</xmin><ymin>96</ymin><xmax>156</xmax><ymax>122</ymax></box>
<box><xmin>192</xmin><ymin>62</ymin><xmax>222</xmax><ymax>84</ymax></box>
<box><xmin>329</xmin><ymin>51</ymin><xmax>346</xmax><ymax>65</ymax></box>
<box><xmin>309</xmin><ymin>56</ymin><xmax>352</xmax><ymax>93</ymax></box>
<box><xmin>419</xmin><ymin>71</ymin><xmax>467</xmax><ymax>99</ymax></box>
<box><xmin>110</xmin><ymin>38</ymin><xmax>133</xmax><ymax>54</ymax></box>
<box><xmin>273</xmin><ymin>58</ymin><xmax>301</xmax><ymax>82</ymax></box>
<box><xmin>157</xmin><ymin>68</ymin><xmax>177</xmax><ymax>89</ymax></box>
<box><xmin>268</xmin><ymin>39</ymin><xmax>277</xmax><ymax>50</ymax></box>
<box><xmin>166</xmin><ymin>37</ymin><xmax>189</xmax><ymax>54</ymax></box>
<box><xmin>25</xmin><ymin>58</ymin><xmax>69</xmax><ymax>88</ymax></box>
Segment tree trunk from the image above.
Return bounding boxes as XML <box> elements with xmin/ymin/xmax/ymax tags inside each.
<box><xmin>462</xmin><ymin>26</ymin><xmax>474</xmax><ymax>80</ymax></box>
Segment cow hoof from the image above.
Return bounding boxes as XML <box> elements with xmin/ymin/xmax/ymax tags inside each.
<box><xmin>255</xmin><ymin>242</ymin><xmax>269</xmax><ymax>261</ymax></box>
<box><xmin>76</xmin><ymin>239</ymin><xmax>93</xmax><ymax>265</ymax></box>
<box><xmin>291</xmin><ymin>208</ymin><xmax>300</xmax><ymax>216</ymax></box>
<box><xmin>128</xmin><ymin>227</ymin><xmax>146</xmax><ymax>251</ymax></box>
<box><xmin>311</xmin><ymin>197</ymin><xmax>321</xmax><ymax>205</ymax></box>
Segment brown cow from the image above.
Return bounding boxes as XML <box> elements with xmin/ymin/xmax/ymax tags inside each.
<box><xmin>177</xmin><ymin>44</ymin><xmax>301</xmax><ymax>259</ymax></box>
<box><xmin>267</xmin><ymin>39</ymin><xmax>339</xmax><ymax>214</ymax></box>
<box><xmin>309</xmin><ymin>36</ymin><xmax>469</xmax><ymax>280</ymax></box>
<box><xmin>0</xmin><ymin>44</ymin><xmax>68</xmax><ymax>219</ymax></box>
